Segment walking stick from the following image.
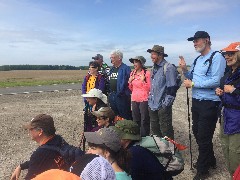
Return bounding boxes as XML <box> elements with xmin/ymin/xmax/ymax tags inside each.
<box><xmin>79</xmin><ymin>103</ymin><xmax>89</xmax><ymax>152</ymax></box>
<box><xmin>186</xmin><ymin>87</ymin><xmax>193</xmax><ymax>170</ymax></box>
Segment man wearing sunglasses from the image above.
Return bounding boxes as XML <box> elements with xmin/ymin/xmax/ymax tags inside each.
<box><xmin>178</xmin><ymin>31</ymin><xmax>226</xmax><ymax>180</ymax></box>
<box><xmin>10</xmin><ymin>114</ymin><xmax>68</xmax><ymax>180</ymax></box>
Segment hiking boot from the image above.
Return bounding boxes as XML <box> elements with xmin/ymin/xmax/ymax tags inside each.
<box><xmin>193</xmin><ymin>162</ymin><xmax>216</xmax><ymax>170</ymax></box>
<box><xmin>193</xmin><ymin>171</ymin><xmax>209</xmax><ymax>180</ymax></box>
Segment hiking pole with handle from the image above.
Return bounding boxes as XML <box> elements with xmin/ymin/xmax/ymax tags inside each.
<box><xmin>186</xmin><ymin>87</ymin><xmax>193</xmax><ymax>170</ymax></box>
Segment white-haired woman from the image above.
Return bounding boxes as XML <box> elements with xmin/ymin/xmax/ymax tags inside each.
<box><xmin>215</xmin><ymin>42</ymin><xmax>240</xmax><ymax>175</ymax></box>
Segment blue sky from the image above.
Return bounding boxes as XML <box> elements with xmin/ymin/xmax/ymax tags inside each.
<box><xmin>0</xmin><ymin>0</ymin><xmax>239</xmax><ymax>66</ymax></box>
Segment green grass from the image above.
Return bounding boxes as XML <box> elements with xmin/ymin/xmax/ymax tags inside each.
<box><xmin>0</xmin><ymin>79</ymin><xmax>82</xmax><ymax>88</ymax></box>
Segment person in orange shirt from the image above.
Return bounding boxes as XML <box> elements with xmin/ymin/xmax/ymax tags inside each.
<box><xmin>128</xmin><ymin>56</ymin><xmax>151</xmax><ymax>136</ymax></box>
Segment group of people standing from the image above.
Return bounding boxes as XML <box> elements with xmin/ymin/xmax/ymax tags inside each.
<box><xmin>82</xmin><ymin>31</ymin><xmax>240</xmax><ymax>180</ymax></box>
<box><xmin>10</xmin><ymin>30</ymin><xmax>239</xmax><ymax>180</ymax></box>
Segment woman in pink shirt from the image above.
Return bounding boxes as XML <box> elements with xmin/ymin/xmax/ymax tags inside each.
<box><xmin>128</xmin><ymin>56</ymin><xmax>151</xmax><ymax>136</ymax></box>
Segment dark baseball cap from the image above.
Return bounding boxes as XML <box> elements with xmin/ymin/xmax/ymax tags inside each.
<box><xmin>92</xmin><ymin>54</ymin><xmax>103</xmax><ymax>60</ymax></box>
<box><xmin>84</xmin><ymin>128</ymin><xmax>121</xmax><ymax>152</ymax></box>
<box><xmin>187</xmin><ymin>31</ymin><xmax>210</xmax><ymax>41</ymax></box>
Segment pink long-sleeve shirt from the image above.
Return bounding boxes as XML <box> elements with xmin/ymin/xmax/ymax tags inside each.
<box><xmin>128</xmin><ymin>69</ymin><xmax>151</xmax><ymax>102</ymax></box>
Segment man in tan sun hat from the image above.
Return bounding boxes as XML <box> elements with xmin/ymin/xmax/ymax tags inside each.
<box><xmin>147</xmin><ymin>45</ymin><xmax>179</xmax><ymax>140</ymax></box>
<box><xmin>10</xmin><ymin>114</ymin><xmax>68</xmax><ymax>180</ymax></box>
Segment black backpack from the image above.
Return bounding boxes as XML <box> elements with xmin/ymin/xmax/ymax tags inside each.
<box><xmin>191</xmin><ymin>51</ymin><xmax>227</xmax><ymax>76</ymax></box>
<box><xmin>40</xmin><ymin>139</ymin><xmax>84</xmax><ymax>170</ymax></box>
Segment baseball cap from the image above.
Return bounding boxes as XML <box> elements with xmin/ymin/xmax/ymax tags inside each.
<box><xmin>129</xmin><ymin>56</ymin><xmax>146</xmax><ymax>66</ymax></box>
<box><xmin>23</xmin><ymin>114</ymin><xmax>55</xmax><ymax>132</ymax></box>
<box><xmin>187</xmin><ymin>31</ymin><xmax>210</xmax><ymax>41</ymax></box>
<box><xmin>147</xmin><ymin>45</ymin><xmax>168</xmax><ymax>57</ymax></box>
<box><xmin>111</xmin><ymin>120</ymin><xmax>141</xmax><ymax>141</ymax></box>
<box><xmin>81</xmin><ymin>88</ymin><xmax>107</xmax><ymax>104</ymax></box>
<box><xmin>84</xmin><ymin>128</ymin><xmax>121</xmax><ymax>152</ymax></box>
<box><xmin>91</xmin><ymin>107</ymin><xmax>115</xmax><ymax>119</ymax></box>
<box><xmin>222</xmin><ymin>42</ymin><xmax>240</xmax><ymax>52</ymax></box>
<box><xmin>92</xmin><ymin>54</ymin><xmax>103</xmax><ymax>60</ymax></box>
<box><xmin>70</xmin><ymin>154</ymin><xmax>116</xmax><ymax>180</ymax></box>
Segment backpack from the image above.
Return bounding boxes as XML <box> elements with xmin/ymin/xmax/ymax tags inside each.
<box><xmin>40</xmin><ymin>139</ymin><xmax>84</xmax><ymax>170</ymax></box>
<box><xmin>163</xmin><ymin>62</ymin><xmax>182</xmax><ymax>92</ymax></box>
<box><xmin>191</xmin><ymin>51</ymin><xmax>227</xmax><ymax>76</ymax></box>
<box><xmin>135</xmin><ymin>135</ymin><xmax>185</xmax><ymax>176</ymax></box>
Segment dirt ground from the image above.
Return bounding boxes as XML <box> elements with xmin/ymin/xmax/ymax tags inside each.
<box><xmin>0</xmin><ymin>87</ymin><xmax>231</xmax><ymax>180</ymax></box>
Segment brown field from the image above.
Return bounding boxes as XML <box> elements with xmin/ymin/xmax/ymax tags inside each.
<box><xmin>0</xmin><ymin>70</ymin><xmax>88</xmax><ymax>82</ymax></box>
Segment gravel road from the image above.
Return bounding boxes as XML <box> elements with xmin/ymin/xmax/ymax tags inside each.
<box><xmin>0</xmin><ymin>87</ymin><xmax>231</xmax><ymax>180</ymax></box>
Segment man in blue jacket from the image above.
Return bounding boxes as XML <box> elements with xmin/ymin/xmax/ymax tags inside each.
<box><xmin>108</xmin><ymin>49</ymin><xmax>132</xmax><ymax>120</ymax></box>
<box><xmin>179</xmin><ymin>31</ymin><xmax>226</xmax><ymax>180</ymax></box>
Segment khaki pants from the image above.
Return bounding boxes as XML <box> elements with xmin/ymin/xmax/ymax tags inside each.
<box><xmin>220</xmin><ymin>119</ymin><xmax>240</xmax><ymax>175</ymax></box>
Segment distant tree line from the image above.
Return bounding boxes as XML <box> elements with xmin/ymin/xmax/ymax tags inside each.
<box><xmin>0</xmin><ymin>65</ymin><xmax>174</xmax><ymax>71</ymax></box>
<box><xmin>0</xmin><ymin>65</ymin><xmax>91</xmax><ymax>71</ymax></box>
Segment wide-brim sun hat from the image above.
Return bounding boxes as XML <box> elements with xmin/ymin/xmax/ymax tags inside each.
<box><xmin>111</xmin><ymin>120</ymin><xmax>141</xmax><ymax>141</ymax></box>
<box><xmin>147</xmin><ymin>45</ymin><xmax>168</xmax><ymax>57</ymax></box>
<box><xmin>129</xmin><ymin>56</ymin><xmax>146</xmax><ymax>67</ymax></box>
<box><xmin>81</xmin><ymin>88</ymin><xmax>107</xmax><ymax>104</ymax></box>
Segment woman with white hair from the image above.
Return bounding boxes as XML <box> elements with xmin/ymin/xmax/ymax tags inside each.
<box><xmin>215</xmin><ymin>42</ymin><xmax>240</xmax><ymax>175</ymax></box>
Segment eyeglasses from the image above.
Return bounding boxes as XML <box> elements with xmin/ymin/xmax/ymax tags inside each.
<box><xmin>89</xmin><ymin>66</ymin><xmax>97</xmax><ymax>69</ymax></box>
<box><xmin>97</xmin><ymin>116</ymin><xmax>107</xmax><ymax>120</ymax></box>
<box><xmin>223</xmin><ymin>52</ymin><xmax>235</xmax><ymax>57</ymax></box>
<box><xmin>29</xmin><ymin>127</ymin><xmax>37</xmax><ymax>131</ymax></box>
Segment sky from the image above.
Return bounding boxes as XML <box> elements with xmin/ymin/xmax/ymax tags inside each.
<box><xmin>0</xmin><ymin>0</ymin><xmax>239</xmax><ymax>66</ymax></box>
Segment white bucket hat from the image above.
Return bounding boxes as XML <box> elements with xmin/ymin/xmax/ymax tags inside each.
<box><xmin>81</xmin><ymin>88</ymin><xmax>108</xmax><ymax>104</ymax></box>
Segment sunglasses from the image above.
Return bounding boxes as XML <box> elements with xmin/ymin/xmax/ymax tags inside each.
<box><xmin>223</xmin><ymin>52</ymin><xmax>235</xmax><ymax>57</ymax></box>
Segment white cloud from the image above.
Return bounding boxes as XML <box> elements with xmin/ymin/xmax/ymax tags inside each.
<box><xmin>145</xmin><ymin>0</ymin><xmax>231</xmax><ymax>22</ymax></box>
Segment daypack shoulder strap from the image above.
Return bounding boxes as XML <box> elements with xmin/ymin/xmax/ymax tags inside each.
<box><xmin>191</xmin><ymin>51</ymin><xmax>222</xmax><ymax>76</ymax></box>
<box><xmin>191</xmin><ymin>55</ymin><xmax>201</xmax><ymax>74</ymax></box>
<box><xmin>163</xmin><ymin>62</ymin><xmax>171</xmax><ymax>76</ymax></box>
<box><xmin>205</xmin><ymin>51</ymin><xmax>219</xmax><ymax>76</ymax></box>
<box><xmin>40</xmin><ymin>144</ymin><xmax>60</xmax><ymax>152</ymax></box>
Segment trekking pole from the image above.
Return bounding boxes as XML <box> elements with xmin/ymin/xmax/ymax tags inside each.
<box><xmin>79</xmin><ymin>103</ymin><xmax>89</xmax><ymax>152</ymax></box>
<box><xmin>186</xmin><ymin>87</ymin><xmax>193</xmax><ymax>170</ymax></box>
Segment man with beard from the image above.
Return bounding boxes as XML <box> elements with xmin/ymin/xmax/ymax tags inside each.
<box><xmin>179</xmin><ymin>31</ymin><xmax>226</xmax><ymax>180</ymax></box>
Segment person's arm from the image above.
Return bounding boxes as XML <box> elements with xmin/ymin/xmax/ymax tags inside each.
<box><xmin>128</xmin><ymin>71</ymin><xmax>134</xmax><ymax>91</ymax></box>
<box><xmin>118</xmin><ymin>65</ymin><xmax>131</xmax><ymax>96</ymax></box>
<box><xmin>98</xmin><ymin>75</ymin><xmax>105</xmax><ymax>92</ymax></box>
<box><xmin>162</xmin><ymin>65</ymin><xmax>177</xmax><ymax>107</ymax></box>
<box><xmin>81</xmin><ymin>76</ymin><xmax>87</xmax><ymax>94</ymax></box>
<box><xmin>10</xmin><ymin>165</ymin><xmax>22</xmax><ymax>180</ymax></box>
<box><xmin>141</xmin><ymin>70</ymin><xmax>151</xmax><ymax>92</ymax></box>
<box><xmin>179</xmin><ymin>56</ymin><xmax>193</xmax><ymax>80</ymax></box>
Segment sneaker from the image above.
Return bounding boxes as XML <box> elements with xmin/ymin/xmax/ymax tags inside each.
<box><xmin>193</xmin><ymin>171</ymin><xmax>209</xmax><ymax>180</ymax></box>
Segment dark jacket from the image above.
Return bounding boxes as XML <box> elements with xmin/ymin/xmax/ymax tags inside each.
<box><xmin>127</xmin><ymin>142</ymin><xmax>170</xmax><ymax>180</ymax></box>
<box><xmin>81</xmin><ymin>73</ymin><xmax>105</xmax><ymax>95</ymax></box>
<box><xmin>220</xmin><ymin>68</ymin><xmax>240</xmax><ymax>134</ymax></box>
<box><xmin>109</xmin><ymin>63</ymin><xmax>131</xmax><ymax>96</ymax></box>
<box><xmin>20</xmin><ymin>135</ymin><xmax>65</xmax><ymax>180</ymax></box>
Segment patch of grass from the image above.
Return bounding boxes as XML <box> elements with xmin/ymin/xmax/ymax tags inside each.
<box><xmin>0</xmin><ymin>79</ymin><xmax>82</xmax><ymax>88</ymax></box>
